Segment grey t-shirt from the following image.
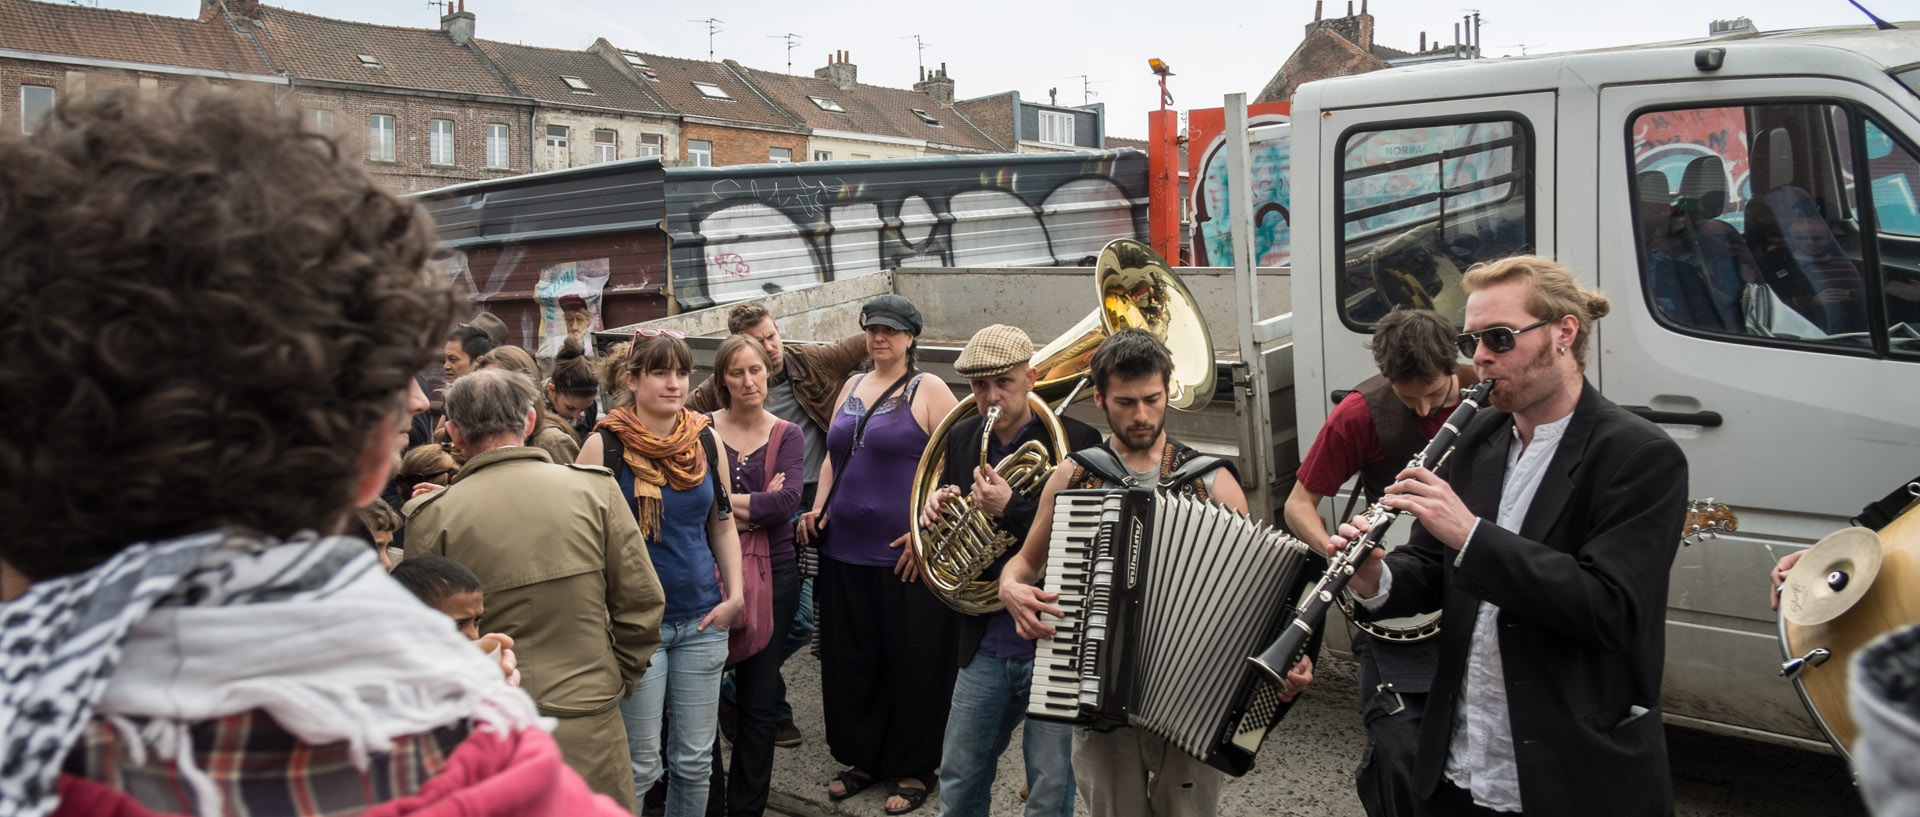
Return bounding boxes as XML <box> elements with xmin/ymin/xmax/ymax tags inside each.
<box><xmin>1122</xmin><ymin>452</ymin><xmax>1220</xmax><ymax>494</ymax></box>
<box><xmin>766</xmin><ymin>371</ymin><xmax>826</xmax><ymax>485</ymax></box>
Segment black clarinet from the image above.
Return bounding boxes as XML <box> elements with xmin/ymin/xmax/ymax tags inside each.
<box><xmin>1248</xmin><ymin>379</ymin><xmax>1496</xmax><ymax>684</ymax></box>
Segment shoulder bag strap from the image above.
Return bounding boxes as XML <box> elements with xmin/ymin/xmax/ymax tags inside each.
<box><xmin>700</xmin><ymin>425</ymin><xmax>729</xmax><ymax>518</ymax></box>
<box><xmin>817</xmin><ymin>369</ymin><xmax>915</xmax><ymax>513</ymax></box>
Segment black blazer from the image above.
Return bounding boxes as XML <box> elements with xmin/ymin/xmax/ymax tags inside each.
<box><xmin>941</xmin><ymin>410</ymin><xmax>1102</xmax><ymax>666</ymax></box>
<box><xmin>1370</xmin><ymin>379</ymin><xmax>1687</xmax><ymax>817</ymax></box>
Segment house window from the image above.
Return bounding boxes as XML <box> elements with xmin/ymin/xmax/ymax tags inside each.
<box><xmin>769</xmin><ymin>147</ymin><xmax>792</xmax><ymax>164</ymax></box>
<box><xmin>544</xmin><ymin>124</ymin><xmax>570</xmax><ymax>168</ymax></box>
<box><xmin>809</xmin><ymin>96</ymin><xmax>845</xmax><ymax>112</ymax></box>
<box><xmin>637</xmin><ymin>133</ymin><xmax>663</xmax><ymax>157</ymax></box>
<box><xmin>301</xmin><ymin>108</ymin><xmax>333</xmax><ymax>136</ymax></box>
<box><xmin>814</xmin><ymin>150</ymin><xmax>833</xmax><ymax>161</ymax></box>
<box><xmin>593</xmin><ymin>129</ymin><xmax>617</xmax><ymax>163</ymax></box>
<box><xmin>692</xmin><ymin>82</ymin><xmax>731</xmax><ymax>100</ymax></box>
<box><xmin>429</xmin><ymin>118</ymin><xmax>454</xmax><ymax>164</ymax></box>
<box><xmin>485</xmin><ymin>123</ymin><xmax>509</xmax><ymax>168</ymax></box>
<box><xmin>561</xmin><ymin>76</ymin><xmax>593</xmax><ymax>94</ymax></box>
<box><xmin>368</xmin><ymin>114</ymin><xmax>395</xmax><ymax>161</ymax></box>
<box><xmin>620</xmin><ymin>51</ymin><xmax>649</xmax><ymax>68</ymax></box>
<box><xmin>357</xmin><ymin>54</ymin><xmax>381</xmax><ymax>70</ymax></box>
<box><xmin>851</xmin><ymin>152</ymin><xmax>871</xmax><ymax>160</ymax></box>
<box><xmin>20</xmin><ymin>85</ymin><xmax>54</xmax><ymax>134</ymax></box>
<box><xmin>910</xmin><ymin>108</ymin><xmax>941</xmax><ymax>127</ymax></box>
<box><xmin>688</xmin><ymin>139</ymin><xmax>713</xmax><ymax>167</ymax></box>
<box><xmin>1037</xmin><ymin>110</ymin><xmax>1075</xmax><ymax>145</ymax></box>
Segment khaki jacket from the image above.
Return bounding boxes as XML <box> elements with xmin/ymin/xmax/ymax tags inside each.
<box><xmin>688</xmin><ymin>334</ymin><xmax>866</xmax><ymax>429</ymax></box>
<box><xmin>404</xmin><ymin>447</ymin><xmax>664</xmax><ymax>717</ymax></box>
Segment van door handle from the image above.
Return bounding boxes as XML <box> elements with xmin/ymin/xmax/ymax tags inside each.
<box><xmin>1622</xmin><ymin>406</ymin><xmax>1724</xmax><ymax>428</ymax></box>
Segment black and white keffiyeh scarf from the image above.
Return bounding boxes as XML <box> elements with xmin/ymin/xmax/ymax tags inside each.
<box><xmin>0</xmin><ymin>531</ymin><xmax>541</xmax><ymax>817</ymax></box>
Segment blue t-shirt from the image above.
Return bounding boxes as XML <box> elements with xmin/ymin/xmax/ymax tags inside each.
<box><xmin>619</xmin><ymin>463</ymin><xmax>722</xmax><ymax>623</ymax></box>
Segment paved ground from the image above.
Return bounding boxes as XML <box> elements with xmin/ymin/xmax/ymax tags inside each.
<box><xmin>750</xmin><ymin>649</ymin><xmax>1864</xmax><ymax>817</ymax></box>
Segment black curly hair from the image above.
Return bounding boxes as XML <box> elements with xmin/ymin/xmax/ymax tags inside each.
<box><xmin>0</xmin><ymin>86</ymin><xmax>459</xmax><ymax>580</ymax></box>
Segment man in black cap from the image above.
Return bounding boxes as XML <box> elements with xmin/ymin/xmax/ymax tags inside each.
<box><xmin>921</xmin><ymin>324</ymin><xmax>1100</xmax><ymax>817</ymax></box>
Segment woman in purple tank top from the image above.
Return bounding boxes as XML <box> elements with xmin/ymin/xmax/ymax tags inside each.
<box><xmin>797</xmin><ymin>295</ymin><xmax>960</xmax><ymax>814</ymax></box>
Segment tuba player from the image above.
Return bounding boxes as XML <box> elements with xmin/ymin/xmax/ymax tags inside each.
<box><xmin>920</xmin><ymin>325</ymin><xmax>1100</xmax><ymax>817</ymax></box>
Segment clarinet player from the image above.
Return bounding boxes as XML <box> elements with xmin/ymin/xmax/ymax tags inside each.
<box><xmin>1335</xmin><ymin>256</ymin><xmax>1689</xmax><ymax>817</ymax></box>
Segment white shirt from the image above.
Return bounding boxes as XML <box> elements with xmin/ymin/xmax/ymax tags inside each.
<box><xmin>1359</xmin><ymin>412</ymin><xmax>1572</xmax><ymax>813</ymax></box>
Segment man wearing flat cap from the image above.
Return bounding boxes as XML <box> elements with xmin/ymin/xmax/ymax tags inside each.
<box><xmin>920</xmin><ymin>324</ymin><xmax>1100</xmax><ymax>817</ymax></box>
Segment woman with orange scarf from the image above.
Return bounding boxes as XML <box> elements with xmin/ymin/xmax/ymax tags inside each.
<box><xmin>581</xmin><ymin>330</ymin><xmax>744</xmax><ymax>817</ymax></box>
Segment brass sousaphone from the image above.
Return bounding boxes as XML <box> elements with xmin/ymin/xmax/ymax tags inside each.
<box><xmin>911</xmin><ymin>239</ymin><xmax>1217</xmax><ymax>614</ymax></box>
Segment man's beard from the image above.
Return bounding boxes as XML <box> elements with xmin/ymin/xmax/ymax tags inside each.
<box><xmin>1488</xmin><ymin>339</ymin><xmax>1557</xmax><ymax>413</ymax></box>
<box><xmin>1112</xmin><ymin>419</ymin><xmax>1164</xmax><ymax>454</ymax></box>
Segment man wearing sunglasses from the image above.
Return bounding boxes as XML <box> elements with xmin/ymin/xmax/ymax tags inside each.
<box><xmin>1284</xmin><ymin>307</ymin><xmax>1476</xmax><ymax>817</ymax></box>
<box><xmin>1335</xmin><ymin>255</ymin><xmax>1689</xmax><ymax>817</ymax></box>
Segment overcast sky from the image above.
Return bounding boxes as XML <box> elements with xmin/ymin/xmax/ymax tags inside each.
<box><xmin>94</xmin><ymin>0</ymin><xmax>1909</xmax><ymax>138</ymax></box>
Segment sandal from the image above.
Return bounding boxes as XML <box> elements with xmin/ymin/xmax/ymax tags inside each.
<box><xmin>883</xmin><ymin>776</ymin><xmax>935</xmax><ymax>816</ymax></box>
<box><xmin>828</xmin><ymin>769</ymin><xmax>876</xmax><ymax>801</ymax></box>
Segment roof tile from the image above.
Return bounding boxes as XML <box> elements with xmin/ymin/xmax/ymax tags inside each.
<box><xmin>0</xmin><ymin>0</ymin><xmax>271</xmax><ymax>74</ymax></box>
<box><xmin>476</xmin><ymin>40</ymin><xmax>672</xmax><ymax>115</ymax></box>
<box><xmin>250</xmin><ymin>5</ymin><xmax>513</xmax><ymax>97</ymax></box>
<box><xmin>604</xmin><ymin>48</ymin><xmax>795</xmax><ymax>130</ymax></box>
<box><xmin>732</xmin><ymin>64</ymin><xmax>1001</xmax><ymax>151</ymax></box>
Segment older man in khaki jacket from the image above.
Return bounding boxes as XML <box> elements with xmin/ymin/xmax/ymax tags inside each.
<box><xmin>405</xmin><ymin>368</ymin><xmax>664</xmax><ymax>810</ymax></box>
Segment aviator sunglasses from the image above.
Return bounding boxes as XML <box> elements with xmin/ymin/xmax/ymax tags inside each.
<box><xmin>1455</xmin><ymin>317</ymin><xmax>1551</xmax><ymax>359</ymax></box>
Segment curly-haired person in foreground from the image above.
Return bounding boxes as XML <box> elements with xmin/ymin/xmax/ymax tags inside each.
<box><xmin>0</xmin><ymin>88</ymin><xmax>633</xmax><ymax>817</ymax></box>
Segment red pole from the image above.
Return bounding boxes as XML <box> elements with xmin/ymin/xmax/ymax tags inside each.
<box><xmin>1147</xmin><ymin>108</ymin><xmax>1180</xmax><ymax>263</ymax></box>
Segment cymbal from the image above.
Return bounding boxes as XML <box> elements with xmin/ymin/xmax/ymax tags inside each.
<box><xmin>1782</xmin><ymin>527</ymin><xmax>1884</xmax><ymax>627</ymax></box>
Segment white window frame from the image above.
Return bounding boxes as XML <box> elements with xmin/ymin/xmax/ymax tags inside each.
<box><xmin>637</xmin><ymin>133</ymin><xmax>663</xmax><ymax>157</ymax></box>
<box><xmin>20</xmin><ymin>85</ymin><xmax>54</xmax><ymax>135</ymax></box>
<box><xmin>429</xmin><ymin>118</ymin><xmax>454</xmax><ymax>165</ymax></box>
<box><xmin>485</xmin><ymin>123</ymin><xmax>509</xmax><ymax>168</ymax></box>
<box><xmin>368</xmin><ymin>113</ymin><xmax>395</xmax><ymax>161</ymax></box>
<box><xmin>688</xmin><ymin>139</ymin><xmax>713</xmax><ymax>167</ymax></box>
<box><xmin>593</xmin><ymin>129</ymin><xmax>617</xmax><ymax>163</ymax></box>
<box><xmin>692</xmin><ymin>82</ymin><xmax>731</xmax><ymax>100</ymax></box>
<box><xmin>621</xmin><ymin>51</ymin><xmax>649</xmax><ymax>68</ymax></box>
<box><xmin>561</xmin><ymin>75</ymin><xmax>593</xmax><ymax>94</ymax></box>
<box><xmin>545</xmin><ymin>124</ymin><xmax>570</xmax><ymax>168</ymax></box>
<box><xmin>357</xmin><ymin>54</ymin><xmax>381</xmax><ymax>69</ymax></box>
<box><xmin>809</xmin><ymin>96</ymin><xmax>845</xmax><ymax>112</ymax></box>
<box><xmin>911</xmin><ymin>108</ymin><xmax>941</xmax><ymax>127</ymax></box>
<box><xmin>1037</xmin><ymin>110</ymin><xmax>1075</xmax><ymax>145</ymax></box>
<box><xmin>769</xmin><ymin>147</ymin><xmax>792</xmax><ymax>164</ymax></box>
<box><xmin>302</xmin><ymin>108</ymin><xmax>333</xmax><ymax>136</ymax></box>
<box><xmin>813</xmin><ymin>150</ymin><xmax>833</xmax><ymax>161</ymax></box>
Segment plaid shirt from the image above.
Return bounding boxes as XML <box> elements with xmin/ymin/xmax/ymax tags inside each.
<box><xmin>64</xmin><ymin>711</ymin><xmax>469</xmax><ymax>817</ymax></box>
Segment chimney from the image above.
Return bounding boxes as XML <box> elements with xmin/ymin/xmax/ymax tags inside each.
<box><xmin>1314</xmin><ymin>1</ymin><xmax>1322</xmax><ymax>21</ymax></box>
<box><xmin>202</xmin><ymin>0</ymin><xmax>260</xmax><ymax>22</ymax></box>
<box><xmin>441</xmin><ymin>3</ymin><xmax>475</xmax><ymax>47</ymax></box>
<box><xmin>914</xmin><ymin>61</ymin><xmax>955</xmax><ymax>108</ymax></box>
<box><xmin>814</xmin><ymin>50</ymin><xmax>857</xmax><ymax>91</ymax></box>
<box><xmin>1346</xmin><ymin>1</ymin><xmax>1353</xmax><ymax>16</ymax></box>
<box><xmin>1420</xmin><ymin>32</ymin><xmax>1427</xmax><ymax>51</ymax></box>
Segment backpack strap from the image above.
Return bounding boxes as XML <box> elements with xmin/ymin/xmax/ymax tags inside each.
<box><xmin>701</xmin><ymin>425</ymin><xmax>730</xmax><ymax>520</ymax></box>
<box><xmin>1164</xmin><ymin>455</ymin><xmax>1236</xmax><ymax>493</ymax></box>
<box><xmin>602</xmin><ymin>427</ymin><xmax>624</xmax><ymax>471</ymax></box>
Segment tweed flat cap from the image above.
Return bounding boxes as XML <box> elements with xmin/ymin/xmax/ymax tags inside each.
<box><xmin>955</xmin><ymin>324</ymin><xmax>1034</xmax><ymax>379</ymax></box>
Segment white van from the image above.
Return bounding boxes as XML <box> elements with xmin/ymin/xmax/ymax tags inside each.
<box><xmin>1285</xmin><ymin>24</ymin><xmax>1920</xmax><ymax>748</ymax></box>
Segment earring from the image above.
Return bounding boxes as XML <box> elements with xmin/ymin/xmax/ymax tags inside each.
<box><xmin>1558</xmin><ymin>346</ymin><xmax>1568</xmax><ymax>355</ymax></box>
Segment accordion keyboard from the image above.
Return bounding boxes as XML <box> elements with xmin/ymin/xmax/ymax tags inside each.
<box><xmin>1030</xmin><ymin>491</ymin><xmax>1120</xmax><ymax>721</ymax></box>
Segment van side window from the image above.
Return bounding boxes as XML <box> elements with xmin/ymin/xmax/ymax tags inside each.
<box><xmin>1629</xmin><ymin>103</ymin><xmax>1920</xmax><ymax>356</ymax></box>
<box><xmin>1335</xmin><ymin>117</ymin><xmax>1532</xmax><ymax>329</ymax></box>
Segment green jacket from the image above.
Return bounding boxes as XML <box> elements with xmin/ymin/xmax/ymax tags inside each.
<box><xmin>404</xmin><ymin>446</ymin><xmax>664</xmax><ymax>717</ymax></box>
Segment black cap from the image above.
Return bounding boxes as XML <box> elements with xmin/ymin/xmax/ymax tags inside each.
<box><xmin>859</xmin><ymin>294</ymin><xmax>923</xmax><ymax>335</ymax></box>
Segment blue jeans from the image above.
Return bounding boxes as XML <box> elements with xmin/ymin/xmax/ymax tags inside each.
<box><xmin>623</xmin><ymin>618</ymin><xmax>729</xmax><ymax>817</ymax></box>
<box><xmin>936</xmin><ymin>653</ymin><xmax>1075</xmax><ymax>817</ymax></box>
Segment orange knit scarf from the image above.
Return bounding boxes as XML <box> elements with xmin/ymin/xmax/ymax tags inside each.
<box><xmin>597</xmin><ymin>407</ymin><xmax>710</xmax><ymax>537</ymax></box>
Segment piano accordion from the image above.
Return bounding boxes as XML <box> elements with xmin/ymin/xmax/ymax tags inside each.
<box><xmin>1028</xmin><ymin>487</ymin><xmax>1321</xmax><ymax>776</ymax></box>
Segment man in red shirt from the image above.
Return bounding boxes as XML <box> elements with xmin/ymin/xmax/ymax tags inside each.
<box><xmin>1283</xmin><ymin>307</ymin><xmax>1474</xmax><ymax>817</ymax></box>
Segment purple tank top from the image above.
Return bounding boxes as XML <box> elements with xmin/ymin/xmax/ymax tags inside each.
<box><xmin>823</xmin><ymin>373</ymin><xmax>932</xmax><ymax>566</ymax></box>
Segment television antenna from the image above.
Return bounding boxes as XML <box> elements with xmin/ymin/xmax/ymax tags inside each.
<box><xmin>901</xmin><ymin>34</ymin><xmax>931</xmax><ymax>75</ymax></box>
<box><xmin>768</xmin><ymin>33</ymin><xmax>803</xmax><ymax>73</ymax></box>
<box><xmin>1061</xmin><ymin>74</ymin><xmax>1107</xmax><ymax>106</ymax></box>
<box><xmin>688</xmin><ymin>18</ymin><xmax>725</xmax><ymax>61</ymax></box>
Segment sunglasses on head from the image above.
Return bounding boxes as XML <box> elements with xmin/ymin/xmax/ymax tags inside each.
<box><xmin>629</xmin><ymin>327</ymin><xmax>687</xmax><ymax>362</ymax></box>
<box><xmin>397</xmin><ymin>468</ymin><xmax>456</xmax><ymax>484</ymax></box>
<box><xmin>1456</xmin><ymin>317</ymin><xmax>1552</xmax><ymax>359</ymax></box>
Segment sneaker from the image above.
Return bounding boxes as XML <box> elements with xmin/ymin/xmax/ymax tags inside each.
<box><xmin>773</xmin><ymin>718</ymin><xmax>803</xmax><ymax>747</ymax></box>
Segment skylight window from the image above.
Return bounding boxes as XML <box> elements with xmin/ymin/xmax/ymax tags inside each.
<box><xmin>693</xmin><ymin>82</ymin><xmax>732</xmax><ymax>100</ymax></box>
<box><xmin>910</xmin><ymin>108</ymin><xmax>941</xmax><ymax>126</ymax></box>
<box><xmin>561</xmin><ymin>75</ymin><xmax>593</xmax><ymax>93</ymax></box>
<box><xmin>809</xmin><ymin>96</ymin><xmax>846</xmax><ymax>113</ymax></box>
<box><xmin>357</xmin><ymin>54</ymin><xmax>381</xmax><ymax>69</ymax></box>
<box><xmin>620</xmin><ymin>51</ymin><xmax>649</xmax><ymax>68</ymax></box>
<box><xmin>641</xmin><ymin>70</ymin><xmax>659</xmax><ymax>82</ymax></box>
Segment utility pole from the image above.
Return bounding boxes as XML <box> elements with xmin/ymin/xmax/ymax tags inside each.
<box><xmin>900</xmin><ymin>34</ymin><xmax>931</xmax><ymax>75</ymax></box>
<box><xmin>688</xmin><ymin>18</ymin><xmax>725</xmax><ymax>61</ymax></box>
<box><xmin>768</xmin><ymin>33</ymin><xmax>802</xmax><ymax>73</ymax></box>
